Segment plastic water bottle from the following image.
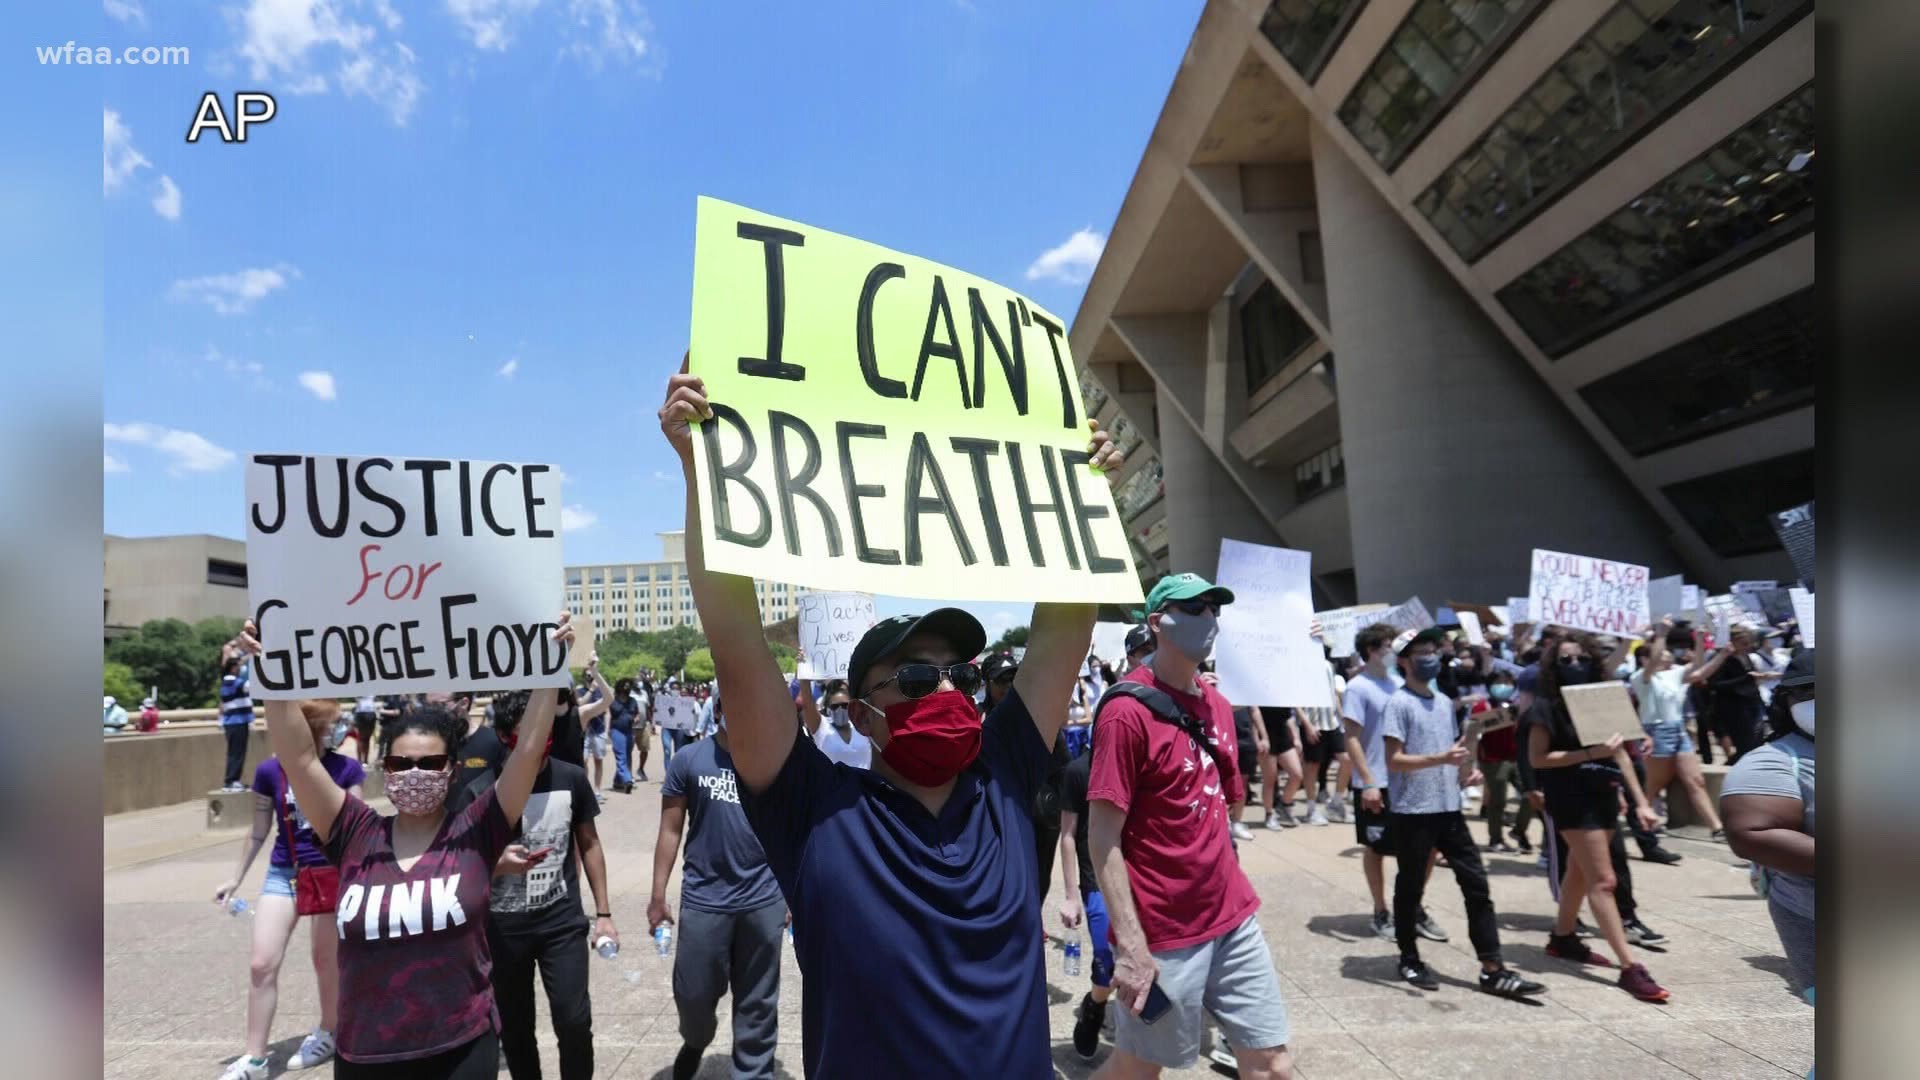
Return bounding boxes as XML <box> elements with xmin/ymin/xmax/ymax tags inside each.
<box><xmin>1064</xmin><ymin>935</ymin><xmax>1082</xmax><ymax>977</ymax></box>
<box><xmin>654</xmin><ymin>925</ymin><xmax>673</xmax><ymax>957</ymax></box>
<box><xmin>595</xmin><ymin>935</ymin><xmax>619</xmax><ymax>960</ymax></box>
<box><xmin>226</xmin><ymin>898</ymin><xmax>251</xmax><ymax>918</ymax></box>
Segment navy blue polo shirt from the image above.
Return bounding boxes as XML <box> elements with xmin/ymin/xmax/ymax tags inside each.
<box><xmin>741</xmin><ymin>688</ymin><xmax>1050</xmax><ymax>1078</ymax></box>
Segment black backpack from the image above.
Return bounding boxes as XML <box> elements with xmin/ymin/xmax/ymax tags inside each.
<box><xmin>1093</xmin><ymin>682</ymin><xmax>1229</xmax><ymax>771</ymax></box>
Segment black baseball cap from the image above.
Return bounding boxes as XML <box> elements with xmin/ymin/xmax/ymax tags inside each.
<box><xmin>982</xmin><ymin>652</ymin><xmax>1019</xmax><ymax>681</ymax></box>
<box><xmin>1124</xmin><ymin>624</ymin><xmax>1153</xmax><ymax>656</ymax></box>
<box><xmin>1778</xmin><ymin>648</ymin><xmax>1815</xmax><ymax>689</ymax></box>
<box><xmin>846</xmin><ymin>608</ymin><xmax>988</xmax><ymax>697</ymax></box>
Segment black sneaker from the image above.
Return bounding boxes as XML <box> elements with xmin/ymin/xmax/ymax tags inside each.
<box><xmin>1071</xmin><ymin>994</ymin><xmax>1107</xmax><ymax>1059</ymax></box>
<box><xmin>1545</xmin><ymin>932</ymin><xmax>1614</xmax><ymax>968</ymax></box>
<box><xmin>1399</xmin><ymin>958</ymin><xmax>1439</xmax><ymax>990</ymax></box>
<box><xmin>672</xmin><ymin>1045</ymin><xmax>704</xmax><ymax>1080</ymax></box>
<box><xmin>1710</xmin><ymin>828</ymin><xmax>1727</xmax><ymax>843</ymax></box>
<box><xmin>1574</xmin><ymin>919</ymin><xmax>1597</xmax><ymax>938</ymax></box>
<box><xmin>1624</xmin><ymin>919</ymin><xmax>1668</xmax><ymax>946</ymax></box>
<box><xmin>1642</xmin><ymin>848</ymin><xmax>1683</xmax><ymax>866</ymax></box>
<box><xmin>1510</xmin><ymin>829</ymin><xmax>1532</xmax><ymax>853</ymax></box>
<box><xmin>1487</xmin><ymin>839</ymin><xmax>1514</xmax><ymax>854</ymax></box>
<box><xmin>1480</xmin><ymin>967</ymin><xmax>1547</xmax><ymax>998</ymax></box>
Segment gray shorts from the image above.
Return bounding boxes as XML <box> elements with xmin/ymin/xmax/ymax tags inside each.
<box><xmin>1112</xmin><ymin>915</ymin><xmax>1291</xmax><ymax>1068</ymax></box>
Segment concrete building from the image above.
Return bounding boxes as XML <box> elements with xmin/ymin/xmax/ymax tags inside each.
<box><xmin>1076</xmin><ymin>0</ymin><xmax>1813</xmax><ymax>605</ymax></box>
<box><xmin>104</xmin><ymin>534</ymin><xmax>251</xmax><ymax>634</ymax></box>
<box><xmin>564</xmin><ymin>531</ymin><xmax>792</xmax><ymax>638</ymax></box>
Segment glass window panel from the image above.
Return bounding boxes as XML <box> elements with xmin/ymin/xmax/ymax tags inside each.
<box><xmin>1661</xmin><ymin>450</ymin><xmax>1815</xmax><ymax>557</ymax></box>
<box><xmin>1449</xmin><ymin>0</ymin><xmax>1512</xmax><ymax>41</ymax></box>
<box><xmin>1392</xmin><ymin>30</ymin><xmax>1459</xmax><ymax>96</ymax></box>
<box><xmin>1593</xmin><ymin>4</ymin><xmax>1653</xmax><ymax>54</ymax></box>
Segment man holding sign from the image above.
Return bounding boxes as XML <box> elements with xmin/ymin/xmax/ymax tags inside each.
<box><xmin>659</xmin><ymin>347</ymin><xmax>1126</xmax><ymax>1076</ymax></box>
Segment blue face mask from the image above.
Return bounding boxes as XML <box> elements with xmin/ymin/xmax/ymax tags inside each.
<box><xmin>1411</xmin><ymin>656</ymin><xmax>1443</xmax><ymax>683</ymax></box>
<box><xmin>1489</xmin><ymin>684</ymin><xmax>1516</xmax><ymax>702</ymax></box>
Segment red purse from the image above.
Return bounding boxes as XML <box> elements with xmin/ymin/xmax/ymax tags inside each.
<box><xmin>278</xmin><ymin>773</ymin><xmax>341</xmax><ymax>916</ymax></box>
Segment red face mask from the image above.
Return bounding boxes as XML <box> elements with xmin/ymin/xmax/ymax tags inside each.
<box><xmin>872</xmin><ymin>689</ymin><xmax>982</xmax><ymax>787</ymax></box>
<box><xmin>503</xmin><ymin>728</ymin><xmax>553</xmax><ymax>761</ymax></box>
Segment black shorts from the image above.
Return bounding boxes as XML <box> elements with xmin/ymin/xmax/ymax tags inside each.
<box><xmin>1543</xmin><ymin>773</ymin><xmax>1620</xmax><ymax>832</ymax></box>
<box><xmin>1353</xmin><ymin>789</ymin><xmax>1393</xmax><ymax>855</ymax></box>
<box><xmin>1263</xmin><ymin>709</ymin><xmax>1295</xmax><ymax>753</ymax></box>
<box><xmin>353</xmin><ymin>711</ymin><xmax>376</xmax><ymax>735</ymax></box>
<box><xmin>1301</xmin><ymin>725</ymin><xmax>1340</xmax><ymax>767</ymax></box>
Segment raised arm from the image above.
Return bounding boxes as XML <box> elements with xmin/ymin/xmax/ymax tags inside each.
<box><xmin>661</xmin><ymin>366</ymin><xmax>795</xmax><ymax>792</ymax></box>
<box><xmin>579</xmin><ymin>662</ymin><xmax>613</xmax><ymax>722</ymax></box>
<box><xmin>797</xmin><ymin>675</ymin><xmax>822</xmax><ymax>736</ymax></box>
<box><xmin>494</xmin><ymin>614</ymin><xmax>573</xmax><ymax>824</ymax></box>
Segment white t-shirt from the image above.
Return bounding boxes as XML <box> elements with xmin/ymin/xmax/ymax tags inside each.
<box><xmin>813</xmin><ymin>723</ymin><xmax>872</xmax><ymax>769</ymax></box>
<box><xmin>1630</xmin><ymin>667</ymin><xmax>1688</xmax><ymax>729</ymax></box>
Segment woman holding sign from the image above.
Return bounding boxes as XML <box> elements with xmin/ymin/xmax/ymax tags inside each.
<box><xmin>1526</xmin><ymin>632</ymin><xmax>1671</xmax><ymax>1003</ymax></box>
<box><xmin>238</xmin><ymin>613</ymin><xmax>573</xmax><ymax>1078</ymax></box>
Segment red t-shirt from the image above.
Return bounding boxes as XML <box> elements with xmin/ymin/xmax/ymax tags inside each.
<box><xmin>1475</xmin><ymin>702</ymin><xmax>1518</xmax><ymax>762</ymax></box>
<box><xmin>1087</xmin><ymin>667</ymin><xmax>1259</xmax><ymax>953</ymax></box>
<box><xmin>324</xmin><ymin>788</ymin><xmax>512</xmax><ymax>1064</ymax></box>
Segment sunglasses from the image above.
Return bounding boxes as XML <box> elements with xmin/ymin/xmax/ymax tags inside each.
<box><xmin>384</xmin><ymin>753</ymin><xmax>451</xmax><ymax>773</ymax></box>
<box><xmin>1162</xmin><ymin>598</ymin><xmax>1220</xmax><ymax>617</ymax></box>
<box><xmin>871</xmin><ymin>662</ymin><xmax>983</xmax><ymax>700</ymax></box>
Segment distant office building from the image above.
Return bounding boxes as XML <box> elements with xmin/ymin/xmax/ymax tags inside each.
<box><xmin>564</xmin><ymin>531</ymin><xmax>792</xmax><ymax>639</ymax></box>
<box><xmin>1076</xmin><ymin>0</ymin><xmax>1812</xmax><ymax>604</ymax></box>
<box><xmin>104</xmin><ymin>534</ymin><xmax>251</xmax><ymax>634</ymax></box>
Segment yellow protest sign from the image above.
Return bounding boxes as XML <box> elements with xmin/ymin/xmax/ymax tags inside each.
<box><xmin>688</xmin><ymin>197</ymin><xmax>1142</xmax><ymax>604</ymax></box>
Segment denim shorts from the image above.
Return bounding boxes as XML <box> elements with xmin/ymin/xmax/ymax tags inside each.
<box><xmin>585</xmin><ymin>733</ymin><xmax>611</xmax><ymax>758</ymax></box>
<box><xmin>1645</xmin><ymin>721</ymin><xmax>1695</xmax><ymax>758</ymax></box>
<box><xmin>1111</xmin><ymin>915</ymin><xmax>1291</xmax><ymax>1067</ymax></box>
<box><xmin>263</xmin><ymin>862</ymin><xmax>298</xmax><ymax>899</ymax></box>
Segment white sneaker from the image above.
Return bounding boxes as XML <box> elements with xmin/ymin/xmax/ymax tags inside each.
<box><xmin>1306</xmin><ymin>805</ymin><xmax>1329</xmax><ymax>827</ymax></box>
<box><xmin>219</xmin><ymin>1057</ymin><xmax>270</xmax><ymax>1080</ymax></box>
<box><xmin>1230</xmin><ymin>822</ymin><xmax>1255</xmax><ymax>842</ymax></box>
<box><xmin>1327</xmin><ymin>800</ymin><xmax>1350</xmax><ymax>823</ymax></box>
<box><xmin>1209</xmin><ymin>1030</ymin><xmax>1238</xmax><ymax>1069</ymax></box>
<box><xmin>287</xmin><ymin>1027</ymin><xmax>335</xmax><ymax>1069</ymax></box>
<box><xmin>1264</xmin><ymin>811</ymin><xmax>1286</xmax><ymax>832</ymax></box>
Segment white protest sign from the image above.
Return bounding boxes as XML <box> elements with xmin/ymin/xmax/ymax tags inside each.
<box><xmin>1489</xmin><ymin>605</ymin><xmax>1510</xmax><ymax>627</ymax></box>
<box><xmin>1457</xmin><ymin>610</ymin><xmax>1485</xmax><ymax>645</ymax></box>
<box><xmin>1508</xmin><ymin>597</ymin><xmax>1530</xmax><ymax>624</ymax></box>
<box><xmin>1647</xmin><ymin>575</ymin><xmax>1684</xmax><ymax>620</ymax></box>
<box><xmin>795</xmin><ymin>591</ymin><xmax>877</xmax><ymax>681</ymax></box>
<box><xmin>1731</xmin><ymin>580</ymin><xmax>1778</xmax><ymax>617</ymax></box>
<box><xmin>1090</xmin><ymin>621</ymin><xmax>1133</xmax><ymax>667</ymax></box>
<box><xmin>1527</xmin><ymin>548</ymin><xmax>1650</xmax><ymax>634</ymax></box>
<box><xmin>1789</xmin><ymin>588</ymin><xmax>1815</xmax><ymax>648</ymax></box>
<box><xmin>654</xmin><ymin>691</ymin><xmax>697</xmax><ymax>731</ymax></box>
<box><xmin>244</xmin><ymin>454</ymin><xmax>565</xmax><ymax>699</ymax></box>
<box><xmin>1314</xmin><ymin>603</ymin><xmax>1390</xmax><ymax>658</ymax></box>
<box><xmin>1211</xmin><ymin>539</ymin><xmax>1325</xmax><ymax>707</ymax></box>
<box><xmin>1680</xmin><ymin>584</ymin><xmax>1702</xmax><ymax>614</ymax></box>
<box><xmin>1703</xmin><ymin>594</ymin><xmax>1745</xmax><ymax>643</ymax></box>
<box><xmin>1369</xmin><ymin>596</ymin><xmax>1436</xmax><ymax>634</ymax></box>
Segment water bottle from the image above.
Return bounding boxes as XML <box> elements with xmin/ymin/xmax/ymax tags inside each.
<box><xmin>595</xmin><ymin>935</ymin><xmax>619</xmax><ymax>960</ymax></box>
<box><xmin>654</xmin><ymin>925</ymin><xmax>673</xmax><ymax>957</ymax></box>
<box><xmin>1064</xmin><ymin>936</ymin><xmax>1082</xmax><ymax>977</ymax></box>
<box><xmin>226</xmin><ymin>898</ymin><xmax>251</xmax><ymax>918</ymax></box>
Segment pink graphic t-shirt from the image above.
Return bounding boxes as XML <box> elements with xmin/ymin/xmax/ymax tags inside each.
<box><xmin>323</xmin><ymin>787</ymin><xmax>512</xmax><ymax>1064</ymax></box>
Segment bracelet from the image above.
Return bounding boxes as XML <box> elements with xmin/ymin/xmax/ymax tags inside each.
<box><xmin>595</xmin><ymin>911</ymin><xmax>613</xmax><ymax>918</ymax></box>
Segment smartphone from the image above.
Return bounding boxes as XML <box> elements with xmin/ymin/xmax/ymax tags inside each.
<box><xmin>1140</xmin><ymin>980</ymin><xmax>1173</xmax><ymax>1025</ymax></box>
<box><xmin>527</xmin><ymin>847</ymin><xmax>555</xmax><ymax>863</ymax></box>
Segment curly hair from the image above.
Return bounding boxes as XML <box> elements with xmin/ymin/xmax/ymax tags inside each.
<box><xmin>1532</xmin><ymin>630</ymin><xmax>1599</xmax><ymax>704</ymax></box>
<box><xmin>379</xmin><ymin>703</ymin><xmax>466</xmax><ymax>760</ymax></box>
<box><xmin>490</xmin><ymin>689</ymin><xmax>533</xmax><ymax>740</ymax></box>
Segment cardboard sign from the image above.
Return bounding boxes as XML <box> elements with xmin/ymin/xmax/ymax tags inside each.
<box><xmin>244</xmin><ymin>454</ymin><xmax>566</xmax><ymax>698</ymax></box>
<box><xmin>688</xmin><ymin>197</ymin><xmax>1141</xmax><ymax>604</ymax></box>
<box><xmin>1090</xmin><ymin>621</ymin><xmax>1133</xmax><ymax>667</ymax></box>
<box><xmin>1768</xmin><ymin>501</ymin><xmax>1815</xmax><ymax>588</ymax></box>
<box><xmin>1314</xmin><ymin>603</ymin><xmax>1391</xmax><ymax>658</ymax></box>
<box><xmin>1456</xmin><ymin>610</ymin><xmax>1485</xmax><ymax>646</ymax></box>
<box><xmin>1789</xmin><ymin>588</ymin><xmax>1815</xmax><ymax>648</ymax></box>
<box><xmin>794</xmin><ymin>591</ymin><xmax>878</xmax><ymax>681</ymax></box>
<box><xmin>654</xmin><ymin>691</ymin><xmax>697</xmax><ymax>731</ymax></box>
<box><xmin>1211</xmin><ymin>539</ymin><xmax>1326</xmax><ymax>708</ymax></box>
<box><xmin>1647</xmin><ymin>575</ymin><xmax>1685</xmax><ymax>620</ymax></box>
<box><xmin>1527</xmin><ymin>548</ymin><xmax>1649</xmax><ymax>634</ymax></box>
<box><xmin>1562</xmin><ymin>682</ymin><xmax>1644</xmax><ymax>747</ymax></box>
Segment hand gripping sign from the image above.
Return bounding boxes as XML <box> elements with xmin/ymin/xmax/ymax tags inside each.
<box><xmin>687</xmin><ymin>197</ymin><xmax>1143</xmax><ymax>605</ymax></box>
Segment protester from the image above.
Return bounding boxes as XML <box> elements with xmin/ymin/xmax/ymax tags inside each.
<box><xmin>1690</xmin><ymin>625</ymin><xmax>1775</xmax><ymax>764</ymax></box>
<box><xmin>798</xmin><ymin>676</ymin><xmax>870</xmax><ymax>769</ymax></box>
<box><xmin>1294</xmin><ymin>647</ymin><xmax>1349</xmax><ymax>827</ymax></box>
<box><xmin>213</xmin><ymin>699</ymin><xmax>365</xmax><ymax>1080</ymax></box>
<box><xmin>1527</xmin><ymin>631</ymin><xmax>1671</xmax><ymax>1002</ymax></box>
<box><xmin>649</xmin><ymin>702</ymin><xmax>786</xmax><ymax>1080</ymax></box>
<box><xmin>243</xmin><ymin>613</ymin><xmax>570</xmax><ymax>1077</ymax></box>
<box><xmin>1381</xmin><ymin>627</ymin><xmax>1545</xmax><ymax>998</ymax></box>
<box><xmin>1473</xmin><ymin>669</ymin><xmax>1533</xmax><ymax>852</ymax></box>
<box><xmin>633</xmin><ymin>684</ymin><xmax>656</xmax><ymax>782</ymax></box>
<box><xmin>1086</xmin><ymin>573</ymin><xmax>1294</xmax><ymax>1079</ymax></box>
<box><xmin>658</xmin><ymin>365</ymin><xmax>1118</xmax><ymax>1076</ymax></box>
<box><xmin>470</xmin><ymin>688</ymin><xmax>613</xmax><ymax>1080</ymax></box>
<box><xmin>1120</xmin><ymin>623</ymin><xmax>1153</xmax><ymax>675</ymax></box>
<box><xmin>136</xmin><ymin>695</ymin><xmax>161</xmax><ymax>733</ymax></box>
<box><xmin>348</xmin><ymin>695</ymin><xmax>379</xmax><ymax>762</ymax></box>
<box><xmin>605</xmin><ymin>678</ymin><xmax>644</xmax><ymax>794</ymax></box>
<box><xmin>1343</xmin><ymin>623</ymin><xmax>1444</xmax><ymax>943</ymax></box>
<box><xmin>1722</xmin><ymin>650</ymin><xmax>1816</xmax><ymax>994</ymax></box>
<box><xmin>1630</xmin><ymin>632</ymin><xmax>1725</xmax><ymax>840</ymax></box>
<box><xmin>1258</xmin><ymin>704</ymin><xmax>1304</xmax><ymax>830</ymax></box>
<box><xmin>1229</xmin><ymin>698</ymin><xmax>1269</xmax><ymax>839</ymax></box>
<box><xmin>1059</xmin><ymin>721</ymin><xmax>1114</xmax><ymax>1060</ymax></box>
<box><xmin>103</xmin><ymin>694</ymin><xmax>129</xmax><ymax>735</ymax></box>
<box><xmin>557</xmin><ymin>664</ymin><xmax>611</xmax><ymax>769</ymax></box>
<box><xmin>218</xmin><ymin>640</ymin><xmax>256</xmax><ymax>792</ymax></box>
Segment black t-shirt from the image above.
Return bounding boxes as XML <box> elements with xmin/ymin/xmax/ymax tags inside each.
<box><xmin>1521</xmin><ymin>697</ymin><xmax>1620</xmax><ymax>796</ymax></box>
<box><xmin>1061</xmin><ymin>753</ymin><xmax>1097</xmax><ymax>901</ymax></box>
<box><xmin>489</xmin><ymin>759</ymin><xmax>600</xmax><ymax>934</ymax></box>
<box><xmin>456</xmin><ymin>724</ymin><xmax>506</xmax><ymax>794</ymax></box>
<box><xmin>551</xmin><ymin>706</ymin><xmax>585</xmax><ymax>769</ymax></box>
<box><xmin>1709</xmin><ymin>653</ymin><xmax>1761</xmax><ymax>706</ymax></box>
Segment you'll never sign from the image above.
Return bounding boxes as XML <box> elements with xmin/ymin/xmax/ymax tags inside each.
<box><xmin>244</xmin><ymin>454</ymin><xmax>567</xmax><ymax>698</ymax></box>
<box><xmin>1526</xmin><ymin>548</ymin><xmax>1649</xmax><ymax>635</ymax></box>
<box><xmin>688</xmin><ymin>197</ymin><xmax>1142</xmax><ymax>604</ymax></box>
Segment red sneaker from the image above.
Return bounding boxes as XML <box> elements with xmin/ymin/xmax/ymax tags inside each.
<box><xmin>1618</xmin><ymin>962</ymin><xmax>1671</xmax><ymax>1003</ymax></box>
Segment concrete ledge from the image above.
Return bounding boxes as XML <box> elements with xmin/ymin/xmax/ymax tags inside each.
<box><xmin>104</xmin><ymin>723</ymin><xmax>387</xmax><ymax>816</ymax></box>
<box><xmin>1665</xmin><ymin>763</ymin><xmax>1730</xmax><ymax>829</ymax></box>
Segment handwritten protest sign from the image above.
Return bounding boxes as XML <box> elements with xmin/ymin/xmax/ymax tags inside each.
<box><xmin>688</xmin><ymin>197</ymin><xmax>1141</xmax><ymax>604</ymax></box>
<box><xmin>1703</xmin><ymin>594</ymin><xmax>1745</xmax><ymax>643</ymax></box>
<box><xmin>795</xmin><ymin>591</ymin><xmax>878</xmax><ymax>681</ymax></box>
<box><xmin>1680</xmin><ymin>584</ymin><xmax>1702</xmax><ymax>616</ymax></box>
<box><xmin>1731</xmin><ymin>581</ymin><xmax>1778</xmax><ymax>619</ymax></box>
<box><xmin>654</xmin><ymin>691</ymin><xmax>697</xmax><ymax>731</ymax></box>
<box><xmin>1212</xmin><ymin>540</ymin><xmax>1324</xmax><ymax>707</ymax></box>
<box><xmin>1457</xmin><ymin>610</ymin><xmax>1485</xmax><ymax>646</ymax></box>
<box><xmin>1647</xmin><ymin>575</ymin><xmax>1684</xmax><ymax>620</ymax></box>
<box><xmin>1562</xmin><ymin>683</ymin><xmax>1643</xmax><ymax>747</ymax></box>
<box><xmin>1527</xmin><ymin>548</ymin><xmax>1649</xmax><ymax>634</ymax></box>
<box><xmin>1090</xmin><ymin>621</ymin><xmax>1133</xmax><ymax>667</ymax></box>
<box><xmin>1314</xmin><ymin>603</ymin><xmax>1390</xmax><ymax>658</ymax></box>
<box><xmin>244</xmin><ymin>454</ymin><xmax>566</xmax><ymax>698</ymax></box>
<box><xmin>1769</xmin><ymin>501</ymin><xmax>1814</xmax><ymax>588</ymax></box>
<box><xmin>1790</xmin><ymin>588</ymin><xmax>1815</xmax><ymax>648</ymax></box>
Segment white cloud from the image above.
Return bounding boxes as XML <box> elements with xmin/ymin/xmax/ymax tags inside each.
<box><xmin>170</xmin><ymin>263</ymin><xmax>300</xmax><ymax>315</ymax></box>
<box><xmin>446</xmin><ymin>0</ymin><xmax>541</xmax><ymax>50</ymax></box>
<box><xmin>209</xmin><ymin>346</ymin><xmax>266</xmax><ymax>377</ymax></box>
<box><xmin>234</xmin><ymin>0</ymin><xmax>425</xmax><ymax>124</ymax></box>
<box><xmin>560</xmin><ymin>504</ymin><xmax>597</xmax><ymax>531</ymax></box>
<box><xmin>563</xmin><ymin>0</ymin><xmax>654</xmax><ymax>69</ymax></box>
<box><xmin>104</xmin><ymin>422</ymin><xmax>237</xmax><ymax>473</ymax></box>
<box><xmin>103</xmin><ymin>109</ymin><xmax>150</xmax><ymax>193</ymax></box>
<box><xmin>297</xmin><ymin>370</ymin><xmax>337</xmax><ymax>401</ymax></box>
<box><xmin>105</xmin><ymin>0</ymin><xmax>145</xmax><ymax>24</ymax></box>
<box><xmin>1026</xmin><ymin>227</ymin><xmax>1106</xmax><ymax>285</ymax></box>
<box><xmin>497</xmin><ymin>356</ymin><xmax>519</xmax><ymax>377</ymax></box>
<box><xmin>103</xmin><ymin>453</ymin><xmax>130</xmax><ymax>474</ymax></box>
<box><xmin>151</xmin><ymin>175</ymin><xmax>182</xmax><ymax>220</ymax></box>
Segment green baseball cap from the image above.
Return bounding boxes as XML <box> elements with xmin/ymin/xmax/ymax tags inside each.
<box><xmin>1135</xmin><ymin>573</ymin><xmax>1235</xmax><ymax>620</ymax></box>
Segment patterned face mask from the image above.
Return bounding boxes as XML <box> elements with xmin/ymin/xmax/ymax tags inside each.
<box><xmin>385</xmin><ymin>765</ymin><xmax>452</xmax><ymax>816</ymax></box>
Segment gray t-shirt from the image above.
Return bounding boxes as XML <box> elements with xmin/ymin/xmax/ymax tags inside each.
<box><xmin>663</xmin><ymin>737</ymin><xmax>783</xmax><ymax>913</ymax></box>
<box><xmin>1721</xmin><ymin>733</ymin><xmax>1815</xmax><ymax>920</ymax></box>
<box><xmin>1342</xmin><ymin>671</ymin><xmax>1400</xmax><ymax>791</ymax></box>
<box><xmin>1380</xmin><ymin>686</ymin><xmax>1462</xmax><ymax>815</ymax></box>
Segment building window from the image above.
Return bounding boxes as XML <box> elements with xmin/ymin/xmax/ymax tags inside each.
<box><xmin>206</xmin><ymin>558</ymin><xmax>248</xmax><ymax>588</ymax></box>
<box><xmin>589</xmin><ymin>569</ymin><xmax>605</xmax><ymax>584</ymax></box>
<box><xmin>1419</xmin><ymin>0</ymin><xmax>1810</xmax><ymax>261</ymax></box>
<box><xmin>1660</xmin><ymin>449</ymin><xmax>1813</xmax><ymax>557</ymax></box>
<box><xmin>1260</xmin><ymin>0</ymin><xmax>1367</xmax><ymax>82</ymax></box>
<box><xmin>1339</xmin><ymin>0</ymin><xmax>1544</xmax><ymax>168</ymax></box>
<box><xmin>1294</xmin><ymin>444</ymin><xmax>1345</xmax><ymax>501</ymax></box>
<box><xmin>1080</xmin><ymin>371</ymin><xmax>1110</xmax><ymax>417</ymax></box>
<box><xmin>1241</xmin><ymin>281</ymin><xmax>1316</xmax><ymax>396</ymax></box>
<box><xmin>1579</xmin><ymin>288</ymin><xmax>1813</xmax><ymax>456</ymax></box>
<box><xmin>1497</xmin><ymin>84</ymin><xmax>1814</xmax><ymax>357</ymax></box>
<box><xmin>566</xmin><ymin>569</ymin><xmax>583</xmax><ymax>586</ymax></box>
<box><xmin>1115</xmin><ymin>459</ymin><xmax>1166</xmax><ymax>521</ymax></box>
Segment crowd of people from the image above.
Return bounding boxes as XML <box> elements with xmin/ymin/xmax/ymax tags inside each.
<box><xmin>191</xmin><ymin>370</ymin><xmax>1813</xmax><ymax>1078</ymax></box>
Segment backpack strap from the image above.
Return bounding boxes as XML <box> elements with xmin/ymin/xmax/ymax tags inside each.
<box><xmin>1094</xmin><ymin>683</ymin><xmax>1228</xmax><ymax>771</ymax></box>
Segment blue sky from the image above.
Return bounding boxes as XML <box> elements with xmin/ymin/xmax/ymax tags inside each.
<box><xmin>98</xmin><ymin>0</ymin><xmax>1198</xmax><ymax>638</ymax></box>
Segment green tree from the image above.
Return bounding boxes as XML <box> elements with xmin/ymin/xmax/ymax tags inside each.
<box><xmin>989</xmin><ymin>624</ymin><xmax>1029</xmax><ymax>654</ymax></box>
<box><xmin>104</xmin><ymin>661</ymin><xmax>144</xmax><ymax>705</ymax></box>
<box><xmin>106</xmin><ymin>618</ymin><xmax>228</xmax><ymax>708</ymax></box>
<box><xmin>603</xmin><ymin>649</ymin><xmax>665</xmax><ymax>686</ymax></box>
<box><xmin>683</xmin><ymin>646</ymin><xmax>716</xmax><ymax>683</ymax></box>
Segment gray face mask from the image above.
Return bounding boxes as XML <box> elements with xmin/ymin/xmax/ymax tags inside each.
<box><xmin>828</xmin><ymin>705</ymin><xmax>851</xmax><ymax>729</ymax></box>
<box><xmin>1155</xmin><ymin>609</ymin><xmax>1219</xmax><ymax>660</ymax></box>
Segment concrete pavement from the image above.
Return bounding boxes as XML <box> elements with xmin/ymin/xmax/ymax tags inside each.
<box><xmin>105</xmin><ymin>772</ymin><xmax>1813</xmax><ymax>1079</ymax></box>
